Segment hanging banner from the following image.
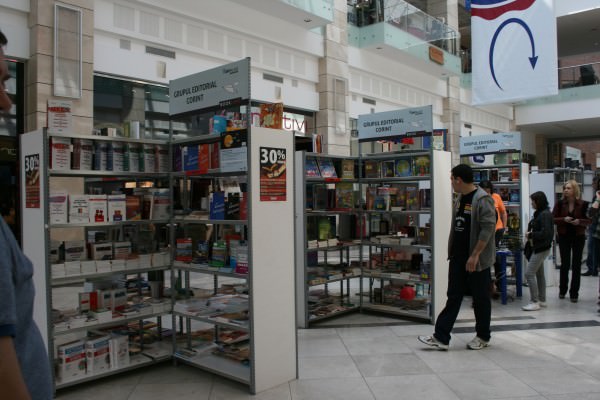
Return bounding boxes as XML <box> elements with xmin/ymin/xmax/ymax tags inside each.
<box><xmin>357</xmin><ymin>106</ymin><xmax>433</xmax><ymax>142</ymax></box>
<box><xmin>471</xmin><ymin>0</ymin><xmax>558</xmax><ymax>105</ymax></box>
<box><xmin>460</xmin><ymin>132</ymin><xmax>521</xmax><ymax>156</ymax></box>
<box><xmin>259</xmin><ymin>147</ymin><xmax>287</xmax><ymax>201</ymax></box>
<box><xmin>169</xmin><ymin>58</ymin><xmax>250</xmax><ymax>115</ymax></box>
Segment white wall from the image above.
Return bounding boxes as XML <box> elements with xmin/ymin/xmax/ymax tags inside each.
<box><xmin>515</xmin><ymin>96</ymin><xmax>600</xmax><ymax>125</ymax></box>
<box><xmin>555</xmin><ymin>0</ymin><xmax>600</xmax><ymax>16</ymax></box>
<box><xmin>0</xmin><ymin>2</ymin><xmax>30</xmax><ymax>59</ymax></box>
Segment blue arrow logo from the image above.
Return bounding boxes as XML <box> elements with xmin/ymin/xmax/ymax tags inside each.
<box><xmin>489</xmin><ymin>18</ymin><xmax>537</xmax><ymax>90</ymax></box>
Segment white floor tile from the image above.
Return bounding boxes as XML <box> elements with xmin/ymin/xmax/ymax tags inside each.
<box><xmin>299</xmin><ymin>355</ymin><xmax>362</xmax><ymax>379</ymax></box>
<box><xmin>290</xmin><ymin>377</ymin><xmax>375</xmax><ymax>400</ymax></box>
<box><xmin>509</xmin><ymin>365</ymin><xmax>600</xmax><ymax>395</ymax></box>
<box><xmin>353</xmin><ymin>353</ymin><xmax>433</xmax><ymax>377</ymax></box>
<box><xmin>437</xmin><ymin>369</ymin><xmax>538</xmax><ymax>399</ymax></box>
<box><xmin>342</xmin><ymin>335</ymin><xmax>412</xmax><ymax>356</ymax></box>
<box><xmin>366</xmin><ymin>374</ymin><xmax>461</xmax><ymax>400</ymax></box>
<box><xmin>127</xmin><ymin>383</ymin><xmax>212</xmax><ymax>400</ymax></box>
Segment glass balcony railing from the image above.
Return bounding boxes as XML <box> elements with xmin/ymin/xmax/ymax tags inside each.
<box><xmin>558</xmin><ymin>62</ymin><xmax>600</xmax><ymax>89</ymax></box>
<box><xmin>347</xmin><ymin>0</ymin><xmax>460</xmax><ymax>56</ymax></box>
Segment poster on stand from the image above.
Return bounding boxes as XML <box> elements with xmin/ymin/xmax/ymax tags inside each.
<box><xmin>24</xmin><ymin>153</ymin><xmax>41</xmax><ymax>208</ymax></box>
<box><xmin>259</xmin><ymin>147</ymin><xmax>286</xmax><ymax>201</ymax></box>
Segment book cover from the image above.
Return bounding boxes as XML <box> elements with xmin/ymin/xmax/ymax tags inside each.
<box><xmin>56</xmin><ymin>340</ymin><xmax>86</xmax><ymax>382</ymax></box>
<box><xmin>259</xmin><ymin>102</ymin><xmax>283</xmax><ymax>129</ymax></box>
<box><xmin>341</xmin><ymin>159</ymin><xmax>355</xmax><ymax>179</ymax></box>
<box><xmin>394</xmin><ymin>158</ymin><xmax>412</xmax><ymax>177</ymax></box>
<box><xmin>142</xmin><ymin>144</ymin><xmax>156</xmax><ymax>172</ymax></box>
<box><xmin>109</xmin><ymin>335</ymin><xmax>130</xmax><ymax>369</ymax></box>
<box><xmin>305</xmin><ymin>156</ymin><xmax>321</xmax><ymax>177</ymax></box>
<box><xmin>155</xmin><ymin>145</ymin><xmax>169</xmax><ymax>173</ymax></box>
<box><xmin>381</xmin><ymin>160</ymin><xmax>395</xmax><ymax>178</ymax></box>
<box><xmin>107</xmin><ymin>194</ymin><xmax>126</xmax><ymax>222</ymax></box>
<box><xmin>85</xmin><ymin>335</ymin><xmax>111</xmax><ymax>374</ymax></box>
<box><xmin>313</xmin><ymin>185</ymin><xmax>329</xmax><ymax>210</ymax></box>
<box><xmin>366</xmin><ymin>187</ymin><xmax>377</xmax><ymax>210</ymax></box>
<box><xmin>79</xmin><ymin>139</ymin><xmax>93</xmax><ymax>170</ymax></box>
<box><xmin>405</xmin><ymin>185</ymin><xmax>419</xmax><ymax>210</ymax></box>
<box><xmin>69</xmin><ymin>195</ymin><xmax>89</xmax><ymax>223</ymax></box>
<box><xmin>335</xmin><ymin>182</ymin><xmax>354</xmax><ymax>209</ymax></box>
<box><xmin>226</xmin><ymin>192</ymin><xmax>240</xmax><ymax>220</ymax></box>
<box><xmin>113</xmin><ymin>241</ymin><xmax>131</xmax><ymax>260</ymax></box>
<box><xmin>93</xmin><ymin>141</ymin><xmax>109</xmax><ymax>171</ymax></box>
<box><xmin>105</xmin><ymin>142</ymin><xmax>114</xmax><ymax>171</ymax></box>
<box><xmin>49</xmin><ymin>137</ymin><xmax>71</xmax><ymax>170</ymax></box>
<box><xmin>151</xmin><ymin>188</ymin><xmax>170</xmax><ymax>220</ymax></box>
<box><xmin>198</xmin><ymin>144</ymin><xmax>209</xmax><ymax>174</ymax></box>
<box><xmin>220</xmin><ymin>131</ymin><xmax>247</xmax><ymax>172</ymax></box>
<box><xmin>88</xmin><ymin>194</ymin><xmax>108</xmax><ymax>223</ymax></box>
<box><xmin>364</xmin><ymin>160</ymin><xmax>380</xmax><ymax>178</ymax></box>
<box><xmin>49</xmin><ymin>191</ymin><xmax>68</xmax><ymax>224</ymax></box>
<box><xmin>183</xmin><ymin>144</ymin><xmax>199</xmax><ymax>171</ymax></box>
<box><xmin>413</xmin><ymin>156</ymin><xmax>430</xmax><ymax>176</ymax></box>
<box><xmin>176</xmin><ymin>237</ymin><xmax>193</xmax><ymax>262</ymax></box>
<box><xmin>419</xmin><ymin>188</ymin><xmax>431</xmax><ymax>209</ymax></box>
<box><xmin>490</xmin><ymin>169</ymin><xmax>499</xmax><ymax>182</ymax></box>
<box><xmin>209</xmin><ymin>191</ymin><xmax>225</xmax><ymax>220</ymax></box>
<box><xmin>125</xmin><ymin>143</ymin><xmax>141</xmax><ymax>173</ymax></box>
<box><xmin>317</xmin><ymin>158</ymin><xmax>337</xmax><ymax>178</ymax></box>
<box><xmin>141</xmin><ymin>194</ymin><xmax>154</xmax><ymax>220</ymax></box>
<box><xmin>125</xmin><ymin>195</ymin><xmax>142</xmax><ymax>220</ymax></box>
<box><xmin>210</xmin><ymin>142</ymin><xmax>220</xmax><ymax>169</ymax></box>
<box><xmin>111</xmin><ymin>141</ymin><xmax>125</xmax><ymax>172</ymax></box>
<box><xmin>173</xmin><ymin>145</ymin><xmax>182</xmax><ymax>172</ymax></box>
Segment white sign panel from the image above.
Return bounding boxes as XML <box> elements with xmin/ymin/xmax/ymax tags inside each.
<box><xmin>471</xmin><ymin>0</ymin><xmax>558</xmax><ymax>105</ymax></box>
<box><xmin>169</xmin><ymin>58</ymin><xmax>250</xmax><ymax>115</ymax></box>
<box><xmin>565</xmin><ymin>145</ymin><xmax>582</xmax><ymax>164</ymax></box>
<box><xmin>460</xmin><ymin>132</ymin><xmax>521</xmax><ymax>156</ymax></box>
<box><xmin>47</xmin><ymin>99</ymin><xmax>73</xmax><ymax>134</ymax></box>
<box><xmin>357</xmin><ymin>106</ymin><xmax>433</xmax><ymax>142</ymax></box>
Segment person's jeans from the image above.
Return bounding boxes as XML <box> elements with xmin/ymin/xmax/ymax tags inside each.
<box><xmin>558</xmin><ymin>234</ymin><xmax>586</xmax><ymax>299</ymax></box>
<box><xmin>434</xmin><ymin>256</ymin><xmax>492</xmax><ymax>345</ymax></box>
<box><xmin>525</xmin><ymin>249</ymin><xmax>550</xmax><ymax>303</ymax></box>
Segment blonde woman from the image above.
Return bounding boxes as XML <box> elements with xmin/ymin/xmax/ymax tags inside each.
<box><xmin>552</xmin><ymin>180</ymin><xmax>590</xmax><ymax>302</ymax></box>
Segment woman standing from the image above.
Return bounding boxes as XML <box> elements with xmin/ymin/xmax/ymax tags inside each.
<box><xmin>522</xmin><ymin>191</ymin><xmax>554</xmax><ymax>311</ymax></box>
<box><xmin>553</xmin><ymin>180</ymin><xmax>590</xmax><ymax>302</ymax></box>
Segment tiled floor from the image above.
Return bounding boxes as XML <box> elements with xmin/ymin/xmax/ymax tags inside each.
<box><xmin>56</xmin><ymin>269</ymin><xmax>600</xmax><ymax>399</ymax></box>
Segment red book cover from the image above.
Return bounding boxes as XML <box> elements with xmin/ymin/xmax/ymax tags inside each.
<box><xmin>198</xmin><ymin>144</ymin><xmax>209</xmax><ymax>174</ymax></box>
<box><xmin>210</xmin><ymin>142</ymin><xmax>220</xmax><ymax>169</ymax></box>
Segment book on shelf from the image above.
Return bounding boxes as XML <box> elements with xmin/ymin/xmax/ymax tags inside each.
<box><xmin>305</xmin><ymin>156</ymin><xmax>321</xmax><ymax>177</ymax></box>
<box><xmin>175</xmin><ymin>237</ymin><xmax>193</xmax><ymax>262</ymax></box>
<box><xmin>142</xmin><ymin>144</ymin><xmax>156</xmax><ymax>173</ymax></box>
<box><xmin>141</xmin><ymin>193</ymin><xmax>154</xmax><ymax>220</ymax></box>
<box><xmin>413</xmin><ymin>155</ymin><xmax>430</xmax><ymax>176</ymax></box>
<box><xmin>183</xmin><ymin>144</ymin><xmax>199</xmax><ymax>171</ymax></box>
<box><xmin>125</xmin><ymin>195</ymin><xmax>142</xmax><ymax>220</ymax></box>
<box><xmin>220</xmin><ymin>131</ymin><xmax>247</xmax><ymax>173</ymax></box>
<box><xmin>124</xmin><ymin>143</ymin><xmax>141</xmax><ymax>172</ymax></box>
<box><xmin>390</xmin><ymin>186</ymin><xmax>405</xmax><ymax>210</ymax></box>
<box><xmin>150</xmin><ymin>188</ymin><xmax>170</xmax><ymax>220</ymax></box>
<box><xmin>364</xmin><ymin>160</ymin><xmax>380</xmax><ymax>178</ymax></box>
<box><xmin>405</xmin><ymin>185</ymin><xmax>419</xmax><ymax>210</ymax></box>
<box><xmin>69</xmin><ymin>195</ymin><xmax>89</xmax><ymax>223</ymax></box>
<box><xmin>509</xmin><ymin>189</ymin><xmax>520</xmax><ymax>203</ymax></box>
<box><xmin>56</xmin><ymin>340</ymin><xmax>86</xmax><ymax>382</ymax></box>
<box><xmin>49</xmin><ymin>191</ymin><xmax>68</xmax><ymax>224</ymax></box>
<box><xmin>365</xmin><ymin>187</ymin><xmax>377</xmax><ymax>210</ymax></box>
<box><xmin>317</xmin><ymin>158</ymin><xmax>337</xmax><ymax>178</ymax></box>
<box><xmin>498</xmin><ymin>187</ymin><xmax>510</xmax><ymax>201</ymax></box>
<box><xmin>111</xmin><ymin>141</ymin><xmax>125</xmax><ymax>172</ymax></box>
<box><xmin>85</xmin><ymin>335</ymin><xmax>111</xmax><ymax>375</ymax></box>
<box><xmin>490</xmin><ymin>169</ymin><xmax>499</xmax><ymax>182</ymax></box>
<box><xmin>334</xmin><ymin>182</ymin><xmax>354</xmax><ymax>209</ymax></box>
<box><xmin>49</xmin><ymin>136</ymin><xmax>71</xmax><ymax>170</ymax></box>
<box><xmin>381</xmin><ymin>160</ymin><xmax>395</xmax><ymax>178</ymax></box>
<box><xmin>511</xmin><ymin>167</ymin><xmax>520</xmax><ymax>181</ymax></box>
<box><xmin>341</xmin><ymin>159</ymin><xmax>355</xmax><ymax>179</ymax></box>
<box><xmin>198</xmin><ymin>144</ymin><xmax>210</xmax><ymax>174</ymax></box>
<box><xmin>107</xmin><ymin>194</ymin><xmax>126</xmax><ymax>222</ymax></box>
<box><xmin>209</xmin><ymin>191</ymin><xmax>225</xmax><ymax>220</ymax></box>
<box><xmin>313</xmin><ymin>185</ymin><xmax>329</xmax><ymax>210</ymax></box>
<box><xmin>88</xmin><ymin>194</ymin><xmax>108</xmax><ymax>223</ymax></box>
<box><xmin>93</xmin><ymin>141</ymin><xmax>109</xmax><ymax>171</ymax></box>
<box><xmin>394</xmin><ymin>158</ymin><xmax>412</xmax><ymax>177</ymax></box>
<box><xmin>419</xmin><ymin>188</ymin><xmax>431</xmax><ymax>209</ymax></box>
<box><xmin>71</xmin><ymin>138</ymin><xmax>93</xmax><ymax>170</ymax></box>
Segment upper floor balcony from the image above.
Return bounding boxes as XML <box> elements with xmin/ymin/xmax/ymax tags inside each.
<box><xmin>347</xmin><ymin>0</ymin><xmax>462</xmax><ymax>77</ymax></box>
<box><xmin>228</xmin><ymin>0</ymin><xmax>334</xmax><ymax>29</ymax></box>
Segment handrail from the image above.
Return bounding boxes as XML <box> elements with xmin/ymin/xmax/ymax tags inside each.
<box><xmin>347</xmin><ymin>0</ymin><xmax>460</xmax><ymax>56</ymax></box>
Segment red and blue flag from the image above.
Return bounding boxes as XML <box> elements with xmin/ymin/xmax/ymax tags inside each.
<box><xmin>471</xmin><ymin>0</ymin><xmax>536</xmax><ymax>20</ymax></box>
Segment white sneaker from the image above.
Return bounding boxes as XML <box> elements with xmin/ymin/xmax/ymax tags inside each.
<box><xmin>467</xmin><ymin>336</ymin><xmax>489</xmax><ymax>350</ymax></box>
<box><xmin>539</xmin><ymin>301</ymin><xmax>547</xmax><ymax>307</ymax></box>
<box><xmin>522</xmin><ymin>302</ymin><xmax>541</xmax><ymax>311</ymax></box>
<box><xmin>418</xmin><ymin>335</ymin><xmax>449</xmax><ymax>350</ymax></box>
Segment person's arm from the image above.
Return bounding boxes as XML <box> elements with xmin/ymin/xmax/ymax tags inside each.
<box><xmin>466</xmin><ymin>239</ymin><xmax>489</xmax><ymax>272</ymax></box>
<box><xmin>571</xmin><ymin>201</ymin><xmax>591</xmax><ymax>226</ymax></box>
<box><xmin>0</xmin><ymin>336</ymin><xmax>31</xmax><ymax>400</ymax></box>
<box><xmin>466</xmin><ymin>195</ymin><xmax>496</xmax><ymax>272</ymax></box>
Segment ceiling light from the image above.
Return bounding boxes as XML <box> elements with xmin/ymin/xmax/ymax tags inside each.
<box><xmin>304</xmin><ymin>18</ymin><xmax>312</xmax><ymax>23</ymax></box>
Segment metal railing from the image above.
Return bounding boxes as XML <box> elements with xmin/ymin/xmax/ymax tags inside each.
<box><xmin>347</xmin><ymin>0</ymin><xmax>460</xmax><ymax>56</ymax></box>
<box><xmin>558</xmin><ymin>62</ymin><xmax>600</xmax><ymax>89</ymax></box>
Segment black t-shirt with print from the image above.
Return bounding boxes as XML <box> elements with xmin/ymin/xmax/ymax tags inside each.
<box><xmin>451</xmin><ymin>189</ymin><xmax>477</xmax><ymax>259</ymax></box>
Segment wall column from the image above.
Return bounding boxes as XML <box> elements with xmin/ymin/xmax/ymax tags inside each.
<box><xmin>317</xmin><ymin>0</ymin><xmax>350</xmax><ymax>156</ymax></box>
<box><xmin>27</xmin><ymin>0</ymin><xmax>94</xmax><ymax>134</ymax></box>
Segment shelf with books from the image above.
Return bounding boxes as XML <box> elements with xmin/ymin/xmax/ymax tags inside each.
<box><xmin>358</xmin><ymin>141</ymin><xmax>451</xmax><ymax>322</ymax></box>
<box><xmin>296</xmin><ymin>151</ymin><xmax>363</xmax><ymax>327</ymax></box>
<box><xmin>167</xmin><ymin>59</ymin><xmax>296</xmax><ymax>394</ymax></box>
<box><xmin>173</xmin><ymin>261</ymin><xmax>249</xmax><ymax>279</ymax></box>
<box><xmin>21</xmin><ymin>128</ymin><xmax>176</xmax><ymax>392</ymax></box>
<box><xmin>172</xmin><ymin>311</ymin><xmax>250</xmax><ymax>332</ymax></box>
<box><xmin>55</xmin><ymin>341</ymin><xmax>173</xmax><ymax>389</ymax></box>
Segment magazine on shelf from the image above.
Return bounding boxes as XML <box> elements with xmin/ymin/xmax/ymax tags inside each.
<box><xmin>317</xmin><ymin>158</ymin><xmax>337</xmax><ymax>178</ymax></box>
<box><xmin>305</xmin><ymin>156</ymin><xmax>321</xmax><ymax>177</ymax></box>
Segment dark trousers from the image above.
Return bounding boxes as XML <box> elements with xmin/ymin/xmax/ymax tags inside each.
<box><xmin>587</xmin><ymin>224</ymin><xmax>598</xmax><ymax>274</ymax></box>
<box><xmin>558</xmin><ymin>234</ymin><xmax>586</xmax><ymax>299</ymax></box>
<box><xmin>434</xmin><ymin>256</ymin><xmax>492</xmax><ymax>345</ymax></box>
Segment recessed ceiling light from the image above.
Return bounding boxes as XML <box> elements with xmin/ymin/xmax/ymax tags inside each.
<box><xmin>376</xmin><ymin>46</ymin><xmax>383</xmax><ymax>49</ymax></box>
<box><xmin>304</xmin><ymin>18</ymin><xmax>312</xmax><ymax>23</ymax></box>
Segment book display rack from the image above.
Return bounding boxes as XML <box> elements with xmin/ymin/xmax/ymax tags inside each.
<box><xmin>357</xmin><ymin>149</ymin><xmax>452</xmax><ymax>321</ymax></box>
<box><xmin>22</xmin><ymin>58</ymin><xmax>297</xmax><ymax>395</ymax></box>
<box><xmin>295</xmin><ymin>153</ymin><xmax>362</xmax><ymax>327</ymax></box>
<box><xmin>21</xmin><ymin>130</ymin><xmax>173</xmax><ymax>390</ymax></box>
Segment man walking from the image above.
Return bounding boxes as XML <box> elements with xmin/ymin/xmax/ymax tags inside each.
<box><xmin>418</xmin><ymin>164</ymin><xmax>497</xmax><ymax>350</ymax></box>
